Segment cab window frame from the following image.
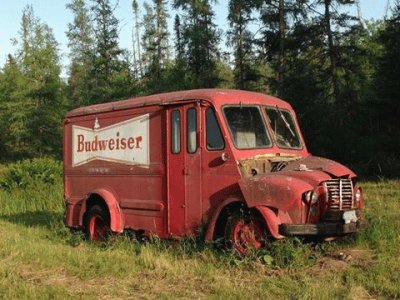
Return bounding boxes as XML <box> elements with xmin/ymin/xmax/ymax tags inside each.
<box><xmin>206</xmin><ymin>107</ymin><xmax>225</xmax><ymax>151</ymax></box>
<box><xmin>222</xmin><ymin>104</ymin><xmax>273</xmax><ymax>150</ymax></box>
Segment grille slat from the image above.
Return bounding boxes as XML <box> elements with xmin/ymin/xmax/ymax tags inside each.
<box><xmin>324</xmin><ymin>179</ymin><xmax>354</xmax><ymax>210</ymax></box>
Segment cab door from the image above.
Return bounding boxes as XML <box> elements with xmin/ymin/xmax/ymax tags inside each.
<box><xmin>167</xmin><ymin>103</ymin><xmax>202</xmax><ymax>235</ymax></box>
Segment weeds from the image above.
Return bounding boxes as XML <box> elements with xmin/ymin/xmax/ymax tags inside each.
<box><xmin>0</xmin><ymin>157</ymin><xmax>62</xmax><ymax>191</ymax></box>
<box><xmin>0</xmin><ymin>161</ymin><xmax>399</xmax><ymax>298</ymax></box>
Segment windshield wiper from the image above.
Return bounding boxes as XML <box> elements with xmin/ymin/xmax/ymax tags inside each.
<box><xmin>275</xmin><ymin>106</ymin><xmax>295</xmax><ymax>137</ymax></box>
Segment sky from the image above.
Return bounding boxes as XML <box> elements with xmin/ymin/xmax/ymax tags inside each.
<box><xmin>0</xmin><ymin>0</ymin><xmax>395</xmax><ymax>75</ymax></box>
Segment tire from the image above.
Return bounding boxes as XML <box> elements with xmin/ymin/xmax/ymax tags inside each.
<box><xmin>224</xmin><ymin>208</ymin><xmax>267</xmax><ymax>255</ymax></box>
<box><xmin>84</xmin><ymin>205</ymin><xmax>111</xmax><ymax>241</ymax></box>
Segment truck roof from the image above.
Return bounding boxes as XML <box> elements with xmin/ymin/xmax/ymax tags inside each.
<box><xmin>66</xmin><ymin>89</ymin><xmax>292</xmax><ymax>117</ymax></box>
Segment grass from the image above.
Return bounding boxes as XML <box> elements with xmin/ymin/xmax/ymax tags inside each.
<box><xmin>0</xmin><ymin>176</ymin><xmax>399</xmax><ymax>298</ymax></box>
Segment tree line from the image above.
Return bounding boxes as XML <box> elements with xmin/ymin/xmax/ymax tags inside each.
<box><xmin>0</xmin><ymin>0</ymin><xmax>399</xmax><ymax>176</ymax></box>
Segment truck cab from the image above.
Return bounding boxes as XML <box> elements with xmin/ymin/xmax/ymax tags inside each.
<box><xmin>63</xmin><ymin>89</ymin><xmax>367</xmax><ymax>254</ymax></box>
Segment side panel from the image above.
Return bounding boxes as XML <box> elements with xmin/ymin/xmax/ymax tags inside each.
<box><xmin>64</xmin><ymin>106</ymin><xmax>167</xmax><ymax>236</ymax></box>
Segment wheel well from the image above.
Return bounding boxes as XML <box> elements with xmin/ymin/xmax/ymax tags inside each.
<box><xmin>213</xmin><ymin>202</ymin><xmax>270</xmax><ymax>241</ymax></box>
<box><xmin>213</xmin><ymin>201</ymin><xmax>246</xmax><ymax>241</ymax></box>
<box><xmin>84</xmin><ymin>194</ymin><xmax>110</xmax><ymax>221</ymax></box>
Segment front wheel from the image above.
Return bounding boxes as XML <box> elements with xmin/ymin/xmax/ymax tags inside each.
<box><xmin>225</xmin><ymin>209</ymin><xmax>267</xmax><ymax>255</ymax></box>
<box><xmin>84</xmin><ymin>205</ymin><xmax>111</xmax><ymax>241</ymax></box>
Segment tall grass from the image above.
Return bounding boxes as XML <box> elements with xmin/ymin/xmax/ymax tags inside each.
<box><xmin>0</xmin><ymin>159</ymin><xmax>399</xmax><ymax>298</ymax></box>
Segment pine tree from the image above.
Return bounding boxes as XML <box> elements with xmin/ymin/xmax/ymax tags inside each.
<box><xmin>91</xmin><ymin>0</ymin><xmax>123</xmax><ymax>103</ymax></box>
<box><xmin>258</xmin><ymin>0</ymin><xmax>307</xmax><ymax>97</ymax></box>
<box><xmin>132</xmin><ymin>0</ymin><xmax>143</xmax><ymax>78</ymax></box>
<box><xmin>141</xmin><ymin>0</ymin><xmax>170</xmax><ymax>92</ymax></box>
<box><xmin>227</xmin><ymin>0</ymin><xmax>260</xmax><ymax>90</ymax></box>
<box><xmin>0</xmin><ymin>55</ymin><xmax>25</xmax><ymax>160</ymax></box>
<box><xmin>0</xmin><ymin>5</ymin><xmax>64</xmax><ymax>159</ymax></box>
<box><xmin>173</xmin><ymin>0</ymin><xmax>220</xmax><ymax>88</ymax></box>
<box><xmin>375</xmin><ymin>1</ymin><xmax>400</xmax><ymax>150</ymax></box>
<box><xmin>66</xmin><ymin>0</ymin><xmax>95</xmax><ymax>107</ymax></box>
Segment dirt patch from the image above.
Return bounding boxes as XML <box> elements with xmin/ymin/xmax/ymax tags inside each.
<box><xmin>313</xmin><ymin>248</ymin><xmax>374</xmax><ymax>273</ymax></box>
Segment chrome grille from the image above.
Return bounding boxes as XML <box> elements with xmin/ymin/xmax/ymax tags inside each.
<box><xmin>324</xmin><ymin>179</ymin><xmax>354</xmax><ymax>210</ymax></box>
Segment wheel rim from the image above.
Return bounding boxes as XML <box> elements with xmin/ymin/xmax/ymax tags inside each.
<box><xmin>88</xmin><ymin>214</ymin><xmax>108</xmax><ymax>241</ymax></box>
<box><xmin>232</xmin><ymin>217</ymin><xmax>265</xmax><ymax>254</ymax></box>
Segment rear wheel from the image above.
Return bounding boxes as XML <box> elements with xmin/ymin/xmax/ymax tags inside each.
<box><xmin>84</xmin><ymin>205</ymin><xmax>110</xmax><ymax>241</ymax></box>
<box><xmin>225</xmin><ymin>209</ymin><xmax>267</xmax><ymax>255</ymax></box>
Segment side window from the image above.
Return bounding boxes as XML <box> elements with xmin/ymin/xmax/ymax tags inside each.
<box><xmin>206</xmin><ymin>108</ymin><xmax>225</xmax><ymax>150</ymax></box>
<box><xmin>187</xmin><ymin>108</ymin><xmax>197</xmax><ymax>153</ymax></box>
<box><xmin>171</xmin><ymin>110</ymin><xmax>181</xmax><ymax>153</ymax></box>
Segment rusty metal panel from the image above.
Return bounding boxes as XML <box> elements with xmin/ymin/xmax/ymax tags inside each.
<box><xmin>63</xmin><ymin>89</ymin><xmax>366</xmax><ymax>245</ymax></box>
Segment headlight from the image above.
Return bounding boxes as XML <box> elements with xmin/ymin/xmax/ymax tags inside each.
<box><xmin>303</xmin><ymin>191</ymin><xmax>319</xmax><ymax>205</ymax></box>
<box><xmin>311</xmin><ymin>192</ymin><xmax>319</xmax><ymax>204</ymax></box>
<box><xmin>304</xmin><ymin>191</ymin><xmax>312</xmax><ymax>203</ymax></box>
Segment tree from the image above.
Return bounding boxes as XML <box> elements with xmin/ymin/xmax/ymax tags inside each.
<box><xmin>227</xmin><ymin>0</ymin><xmax>261</xmax><ymax>90</ymax></box>
<box><xmin>132</xmin><ymin>0</ymin><xmax>143</xmax><ymax>78</ymax></box>
<box><xmin>173</xmin><ymin>0</ymin><xmax>221</xmax><ymax>88</ymax></box>
<box><xmin>0</xmin><ymin>5</ymin><xmax>64</xmax><ymax>159</ymax></box>
<box><xmin>141</xmin><ymin>0</ymin><xmax>171</xmax><ymax>92</ymax></box>
<box><xmin>377</xmin><ymin>1</ymin><xmax>400</xmax><ymax>118</ymax></box>
<box><xmin>374</xmin><ymin>1</ymin><xmax>400</xmax><ymax>158</ymax></box>
<box><xmin>66</xmin><ymin>0</ymin><xmax>95</xmax><ymax>107</ymax></box>
<box><xmin>90</xmin><ymin>0</ymin><xmax>123</xmax><ymax>103</ymax></box>
<box><xmin>258</xmin><ymin>0</ymin><xmax>307</xmax><ymax>97</ymax></box>
<box><xmin>0</xmin><ymin>55</ymin><xmax>25</xmax><ymax>160</ymax></box>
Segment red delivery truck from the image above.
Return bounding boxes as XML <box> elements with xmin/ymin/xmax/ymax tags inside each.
<box><xmin>63</xmin><ymin>89</ymin><xmax>367</xmax><ymax>254</ymax></box>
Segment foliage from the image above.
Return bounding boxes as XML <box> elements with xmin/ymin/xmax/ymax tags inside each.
<box><xmin>0</xmin><ymin>157</ymin><xmax>62</xmax><ymax>191</ymax></box>
<box><xmin>173</xmin><ymin>0</ymin><xmax>222</xmax><ymax>88</ymax></box>
<box><xmin>66</xmin><ymin>0</ymin><xmax>95</xmax><ymax>108</ymax></box>
<box><xmin>373</xmin><ymin>1</ymin><xmax>400</xmax><ymax>157</ymax></box>
<box><xmin>0</xmin><ymin>0</ymin><xmax>399</xmax><ymax>174</ymax></box>
<box><xmin>227</xmin><ymin>0</ymin><xmax>260</xmax><ymax>90</ymax></box>
<box><xmin>0</xmin><ymin>5</ymin><xmax>65</xmax><ymax>160</ymax></box>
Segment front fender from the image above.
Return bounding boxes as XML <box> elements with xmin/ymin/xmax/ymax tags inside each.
<box><xmin>80</xmin><ymin>188</ymin><xmax>125</xmax><ymax>233</ymax></box>
<box><xmin>204</xmin><ymin>198</ymin><xmax>288</xmax><ymax>241</ymax></box>
<box><xmin>204</xmin><ymin>198</ymin><xmax>242</xmax><ymax>241</ymax></box>
<box><xmin>254</xmin><ymin>206</ymin><xmax>285</xmax><ymax>239</ymax></box>
<box><xmin>239</xmin><ymin>174</ymin><xmax>314</xmax><ymax>211</ymax></box>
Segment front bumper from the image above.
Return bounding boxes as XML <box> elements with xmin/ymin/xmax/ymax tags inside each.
<box><xmin>279</xmin><ymin>219</ymin><xmax>368</xmax><ymax>236</ymax></box>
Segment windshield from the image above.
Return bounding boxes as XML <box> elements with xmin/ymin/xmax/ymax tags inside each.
<box><xmin>265</xmin><ymin>106</ymin><xmax>302</xmax><ymax>149</ymax></box>
<box><xmin>223</xmin><ymin>106</ymin><xmax>272</xmax><ymax>149</ymax></box>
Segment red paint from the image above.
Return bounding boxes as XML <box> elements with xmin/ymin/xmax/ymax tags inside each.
<box><xmin>88</xmin><ymin>215</ymin><xmax>108</xmax><ymax>241</ymax></box>
<box><xmin>64</xmin><ymin>89</ymin><xmax>367</xmax><ymax>252</ymax></box>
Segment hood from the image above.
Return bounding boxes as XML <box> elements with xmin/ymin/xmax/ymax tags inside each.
<box><xmin>238</xmin><ymin>156</ymin><xmax>355</xmax><ymax>211</ymax></box>
<box><xmin>282</xmin><ymin>155</ymin><xmax>356</xmax><ymax>178</ymax></box>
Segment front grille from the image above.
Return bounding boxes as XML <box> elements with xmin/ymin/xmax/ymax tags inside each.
<box><xmin>324</xmin><ymin>179</ymin><xmax>354</xmax><ymax>210</ymax></box>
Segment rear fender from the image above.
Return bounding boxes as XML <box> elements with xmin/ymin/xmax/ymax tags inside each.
<box><xmin>80</xmin><ymin>188</ymin><xmax>125</xmax><ymax>233</ymax></box>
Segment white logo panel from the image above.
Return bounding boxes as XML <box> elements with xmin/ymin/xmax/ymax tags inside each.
<box><xmin>72</xmin><ymin>114</ymin><xmax>149</xmax><ymax>167</ymax></box>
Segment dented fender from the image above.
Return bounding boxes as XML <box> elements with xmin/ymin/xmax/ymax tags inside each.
<box><xmin>81</xmin><ymin>188</ymin><xmax>125</xmax><ymax>233</ymax></box>
<box><xmin>204</xmin><ymin>197</ymin><xmax>241</xmax><ymax>241</ymax></box>
<box><xmin>254</xmin><ymin>206</ymin><xmax>285</xmax><ymax>239</ymax></box>
<box><xmin>239</xmin><ymin>174</ymin><xmax>314</xmax><ymax>211</ymax></box>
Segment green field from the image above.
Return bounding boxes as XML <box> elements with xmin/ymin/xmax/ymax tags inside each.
<box><xmin>0</xmin><ymin>177</ymin><xmax>399</xmax><ymax>299</ymax></box>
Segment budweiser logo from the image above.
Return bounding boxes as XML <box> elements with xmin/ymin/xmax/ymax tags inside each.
<box><xmin>72</xmin><ymin>114</ymin><xmax>149</xmax><ymax>166</ymax></box>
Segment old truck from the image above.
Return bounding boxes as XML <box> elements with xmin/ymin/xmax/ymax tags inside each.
<box><xmin>63</xmin><ymin>89</ymin><xmax>367</xmax><ymax>254</ymax></box>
